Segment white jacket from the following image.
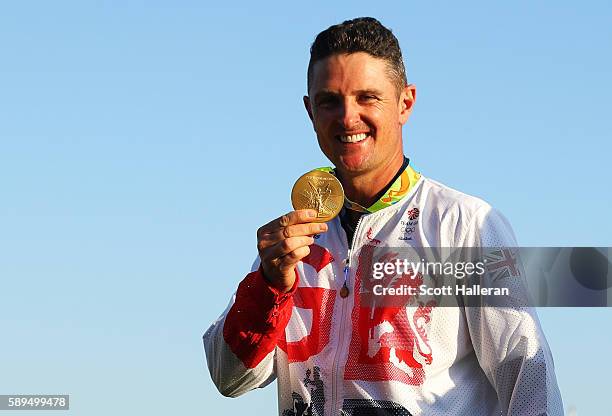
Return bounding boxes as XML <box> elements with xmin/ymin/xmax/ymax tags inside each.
<box><xmin>203</xmin><ymin>175</ymin><xmax>563</xmax><ymax>416</ymax></box>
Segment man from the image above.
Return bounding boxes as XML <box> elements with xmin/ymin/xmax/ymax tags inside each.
<box><xmin>204</xmin><ymin>17</ymin><xmax>563</xmax><ymax>415</ymax></box>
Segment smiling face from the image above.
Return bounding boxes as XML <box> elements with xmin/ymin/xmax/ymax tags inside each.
<box><xmin>304</xmin><ymin>52</ymin><xmax>416</xmax><ymax>184</ymax></box>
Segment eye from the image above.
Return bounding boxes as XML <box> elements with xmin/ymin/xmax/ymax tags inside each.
<box><xmin>359</xmin><ymin>94</ymin><xmax>379</xmax><ymax>103</ymax></box>
<box><xmin>316</xmin><ymin>96</ymin><xmax>339</xmax><ymax>108</ymax></box>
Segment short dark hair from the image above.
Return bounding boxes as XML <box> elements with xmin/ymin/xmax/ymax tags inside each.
<box><xmin>307</xmin><ymin>17</ymin><xmax>407</xmax><ymax>96</ymax></box>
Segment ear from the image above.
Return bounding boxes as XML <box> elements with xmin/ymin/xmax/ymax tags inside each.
<box><xmin>303</xmin><ymin>95</ymin><xmax>314</xmax><ymax>122</ymax></box>
<box><xmin>398</xmin><ymin>84</ymin><xmax>416</xmax><ymax>125</ymax></box>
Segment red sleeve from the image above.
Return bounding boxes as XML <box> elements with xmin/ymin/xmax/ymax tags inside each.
<box><xmin>222</xmin><ymin>266</ymin><xmax>298</xmax><ymax>368</ymax></box>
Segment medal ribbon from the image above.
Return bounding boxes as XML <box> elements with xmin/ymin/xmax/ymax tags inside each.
<box><xmin>314</xmin><ymin>164</ymin><xmax>420</xmax><ymax>214</ymax></box>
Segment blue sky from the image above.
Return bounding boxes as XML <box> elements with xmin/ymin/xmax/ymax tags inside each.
<box><xmin>0</xmin><ymin>1</ymin><xmax>610</xmax><ymax>415</ymax></box>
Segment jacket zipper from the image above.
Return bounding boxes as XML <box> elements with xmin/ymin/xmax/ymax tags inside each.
<box><xmin>330</xmin><ymin>214</ymin><xmax>364</xmax><ymax>415</ymax></box>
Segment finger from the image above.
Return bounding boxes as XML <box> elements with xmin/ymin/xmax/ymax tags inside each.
<box><xmin>261</xmin><ymin>235</ymin><xmax>314</xmax><ymax>261</ymax></box>
<box><xmin>257</xmin><ymin>210</ymin><xmax>318</xmax><ymax>237</ymax></box>
<box><xmin>258</xmin><ymin>222</ymin><xmax>326</xmax><ymax>252</ymax></box>
<box><xmin>276</xmin><ymin>222</ymin><xmax>328</xmax><ymax>240</ymax></box>
<box><xmin>276</xmin><ymin>246</ymin><xmax>311</xmax><ymax>272</ymax></box>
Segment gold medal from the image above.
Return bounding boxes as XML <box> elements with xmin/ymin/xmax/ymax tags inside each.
<box><xmin>291</xmin><ymin>170</ymin><xmax>344</xmax><ymax>223</ymax></box>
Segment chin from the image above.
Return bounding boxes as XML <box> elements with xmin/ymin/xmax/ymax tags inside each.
<box><xmin>336</xmin><ymin>157</ymin><xmax>371</xmax><ymax>175</ymax></box>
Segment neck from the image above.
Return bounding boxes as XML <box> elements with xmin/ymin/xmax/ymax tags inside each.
<box><xmin>338</xmin><ymin>153</ymin><xmax>405</xmax><ymax>208</ymax></box>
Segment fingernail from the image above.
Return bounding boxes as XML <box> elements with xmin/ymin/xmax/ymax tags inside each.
<box><xmin>319</xmin><ymin>224</ymin><xmax>328</xmax><ymax>232</ymax></box>
<box><xmin>307</xmin><ymin>210</ymin><xmax>317</xmax><ymax>218</ymax></box>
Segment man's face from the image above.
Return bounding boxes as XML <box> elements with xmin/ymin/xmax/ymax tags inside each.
<box><xmin>304</xmin><ymin>52</ymin><xmax>415</xmax><ymax>179</ymax></box>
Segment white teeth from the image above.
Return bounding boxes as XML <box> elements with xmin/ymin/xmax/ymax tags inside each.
<box><xmin>339</xmin><ymin>133</ymin><xmax>368</xmax><ymax>143</ymax></box>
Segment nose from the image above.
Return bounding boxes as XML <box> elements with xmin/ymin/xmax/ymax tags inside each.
<box><xmin>339</xmin><ymin>97</ymin><xmax>360</xmax><ymax>129</ymax></box>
